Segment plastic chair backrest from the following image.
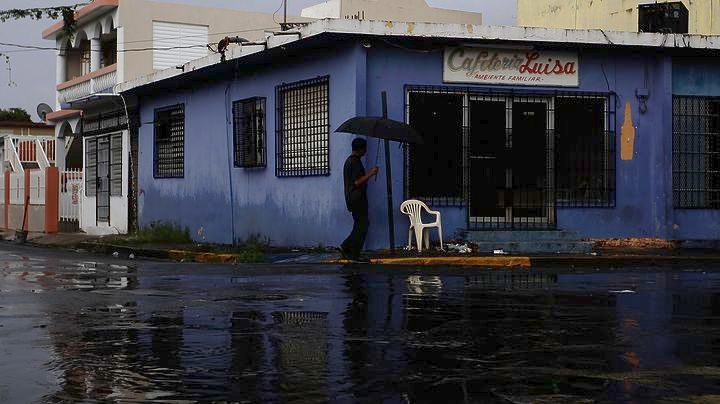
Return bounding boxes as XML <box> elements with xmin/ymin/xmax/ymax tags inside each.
<box><xmin>400</xmin><ymin>199</ymin><xmax>430</xmax><ymax>226</ymax></box>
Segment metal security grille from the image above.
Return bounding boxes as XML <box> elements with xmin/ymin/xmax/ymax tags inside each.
<box><xmin>154</xmin><ymin>104</ymin><xmax>185</xmax><ymax>178</ymax></box>
<box><xmin>81</xmin><ymin>111</ymin><xmax>127</xmax><ymax>137</ymax></box>
<box><xmin>233</xmin><ymin>97</ymin><xmax>266</xmax><ymax>168</ymax></box>
<box><xmin>405</xmin><ymin>86</ymin><xmax>616</xmax><ymax>230</ymax></box>
<box><xmin>85</xmin><ymin>138</ymin><xmax>97</xmax><ymax>197</ymax></box>
<box><xmin>97</xmin><ymin>137</ymin><xmax>110</xmax><ymax>223</ymax></box>
<box><xmin>555</xmin><ymin>95</ymin><xmax>616</xmax><ymax>207</ymax></box>
<box><xmin>275</xmin><ymin>76</ymin><xmax>330</xmax><ymax>177</ymax></box>
<box><xmin>673</xmin><ymin>96</ymin><xmax>720</xmax><ymax>208</ymax></box>
<box><xmin>110</xmin><ymin>133</ymin><xmax>123</xmax><ymax>196</ymax></box>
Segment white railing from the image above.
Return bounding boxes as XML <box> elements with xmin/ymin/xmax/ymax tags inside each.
<box><xmin>4</xmin><ymin>137</ymin><xmax>23</xmax><ymax>173</ymax></box>
<box><xmin>29</xmin><ymin>170</ymin><xmax>46</xmax><ymax>205</ymax></box>
<box><xmin>9</xmin><ymin>172</ymin><xmax>24</xmax><ymax>205</ymax></box>
<box><xmin>57</xmin><ymin>67</ymin><xmax>117</xmax><ymax>104</ymax></box>
<box><xmin>92</xmin><ymin>69</ymin><xmax>117</xmax><ymax>93</ymax></box>
<box><xmin>35</xmin><ymin>139</ymin><xmax>50</xmax><ymax>170</ymax></box>
<box><xmin>60</xmin><ymin>169</ymin><xmax>83</xmax><ymax>222</ymax></box>
<box><xmin>58</xmin><ymin>79</ymin><xmax>92</xmax><ymax>104</ymax></box>
<box><xmin>4</xmin><ymin>136</ymin><xmax>55</xmax><ymax>172</ymax></box>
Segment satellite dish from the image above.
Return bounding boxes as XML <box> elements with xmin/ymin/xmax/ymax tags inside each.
<box><xmin>36</xmin><ymin>103</ymin><xmax>54</xmax><ymax>122</ymax></box>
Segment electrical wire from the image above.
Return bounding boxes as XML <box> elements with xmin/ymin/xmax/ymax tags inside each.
<box><xmin>0</xmin><ymin>27</ymin><xmax>278</xmax><ymax>54</ymax></box>
<box><xmin>272</xmin><ymin>0</ymin><xmax>285</xmax><ymax>25</ymax></box>
<box><xmin>0</xmin><ymin>41</ymin><xmax>216</xmax><ymax>53</ymax></box>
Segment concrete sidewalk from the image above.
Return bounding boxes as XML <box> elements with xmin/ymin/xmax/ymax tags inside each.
<box><xmin>4</xmin><ymin>230</ymin><xmax>720</xmax><ymax>268</ymax></box>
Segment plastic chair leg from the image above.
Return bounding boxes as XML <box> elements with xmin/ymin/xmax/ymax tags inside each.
<box><xmin>424</xmin><ymin>228</ymin><xmax>430</xmax><ymax>250</ymax></box>
<box><xmin>414</xmin><ymin>227</ymin><xmax>424</xmax><ymax>252</ymax></box>
<box><xmin>407</xmin><ymin>227</ymin><xmax>413</xmax><ymax>249</ymax></box>
<box><xmin>438</xmin><ymin>225</ymin><xmax>444</xmax><ymax>251</ymax></box>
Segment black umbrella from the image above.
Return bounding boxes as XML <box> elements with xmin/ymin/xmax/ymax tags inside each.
<box><xmin>334</xmin><ymin>92</ymin><xmax>418</xmax><ymax>251</ymax></box>
<box><xmin>335</xmin><ymin>117</ymin><xmax>424</xmax><ymax>144</ymax></box>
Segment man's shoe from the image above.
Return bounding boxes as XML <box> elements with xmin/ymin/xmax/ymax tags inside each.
<box><xmin>353</xmin><ymin>255</ymin><xmax>371</xmax><ymax>264</ymax></box>
<box><xmin>337</xmin><ymin>246</ymin><xmax>352</xmax><ymax>261</ymax></box>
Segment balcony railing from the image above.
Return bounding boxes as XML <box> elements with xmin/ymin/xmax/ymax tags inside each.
<box><xmin>57</xmin><ymin>64</ymin><xmax>117</xmax><ymax>104</ymax></box>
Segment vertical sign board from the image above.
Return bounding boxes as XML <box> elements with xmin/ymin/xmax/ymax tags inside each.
<box><xmin>444</xmin><ymin>47</ymin><xmax>580</xmax><ymax>87</ymax></box>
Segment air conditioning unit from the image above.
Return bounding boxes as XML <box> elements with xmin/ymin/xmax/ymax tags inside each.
<box><xmin>638</xmin><ymin>2</ymin><xmax>689</xmax><ymax>34</ymax></box>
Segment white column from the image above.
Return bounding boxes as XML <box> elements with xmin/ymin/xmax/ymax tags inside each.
<box><xmin>116</xmin><ymin>26</ymin><xmax>124</xmax><ymax>83</ymax></box>
<box><xmin>90</xmin><ymin>38</ymin><xmax>102</xmax><ymax>72</ymax></box>
<box><xmin>56</xmin><ymin>50</ymin><xmax>67</xmax><ymax>110</ymax></box>
<box><xmin>56</xmin><ymin>50</ymin><xmax>67</xmax><ymax>85</ymax></box>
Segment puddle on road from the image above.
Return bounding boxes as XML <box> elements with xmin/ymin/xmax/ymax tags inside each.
<box><xmin>2</xmin><ymin>262</ymin><xmax>720</xmax><ymax>403</ymax></box>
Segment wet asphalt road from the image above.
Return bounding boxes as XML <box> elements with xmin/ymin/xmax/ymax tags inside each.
<box><xmin>1</xmin><ymin>244</ymin><xmax>720</xmax><ymax>403</ymax></box>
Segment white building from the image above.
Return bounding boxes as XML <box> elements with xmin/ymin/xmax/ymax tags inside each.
<box><xmin>301</xmin><ymin>0</ymin><xmax>482</xmax><ymax>24</ymax></box>
<box><xmin>42</xmin><ymin>0</ymin><xmax>307</xmax><ymax>235</ymax></box>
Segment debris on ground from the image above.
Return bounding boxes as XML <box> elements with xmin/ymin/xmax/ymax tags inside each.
<box><xmin>493</xmin><ymin>249</ymin><xmax>507</xmax><ymax>255</ymax></box>
<box><xmin>594</xmin><ymin>238</ymin><xmax>681</xmax><ymax>249</ymax></box>
<box><xmin>446</xmin><ymin>243</ymin><xmax>473</xmax><ymax>254</ymax></box>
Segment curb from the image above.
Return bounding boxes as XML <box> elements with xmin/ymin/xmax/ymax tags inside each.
<box><xmin>367</xmin><ymin>256</ymin><xmax>532</xmax><ymax>268</ymax></box>
<box><xmin>30</xmin><ymin>241</ymin><xmax>720</xmax><ymax>268</ymax></box>
<box><xmin>77</xmin><ymin>242</ymin><xmax>265</xmax><ymax>264</ymax></box>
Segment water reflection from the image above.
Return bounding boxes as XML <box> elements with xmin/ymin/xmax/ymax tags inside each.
<box><xmin>3</xmin><ymin>258</ymin><xmax>720</xmax><ymax>403</ymax></box>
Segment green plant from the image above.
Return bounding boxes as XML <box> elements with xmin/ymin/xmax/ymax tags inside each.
<box><xmin>0</xmin><ymin>108</ymin><xmax>31</xmax><ymax>122</ymax></box>
<box><xmin>129</xmin><ymin>221</ymin><xmax>192</xmax><ymax>244</ymax></box>
<box><xmin>241</xmin><ymin>234</ymin><xmax>271</xmax><ymax>250</ymax></box>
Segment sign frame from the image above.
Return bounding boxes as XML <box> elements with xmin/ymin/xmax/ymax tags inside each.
<box><xmin>443</xmin><ymin>46</ymin><xmax>580</xmax><ymax>88</ymax></box>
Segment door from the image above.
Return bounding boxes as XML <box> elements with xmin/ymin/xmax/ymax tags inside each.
<box><xmin>96</xmin><ymin>136</ymin><xmax>110</xmax><ymax>224</ymax></box>
<box><xmin>469</xmin><ymin>99</ymin><xmax>508</xmax><ymax>228</ymax></box>
<box><xmin>469</xmin><ymin>97</ymin><xmax>554</xmax><ymax>229</ymax></box>
<box><xmin>510</xmin><ymin>101</ymin><xmax>551</xmax><ymax>227</ymax></box>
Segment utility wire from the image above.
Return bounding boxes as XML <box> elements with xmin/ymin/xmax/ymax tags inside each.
<box><xmin>0</xmin><ymin>26</ymin><xmax>277</xmax><ymax>54</ymax></box>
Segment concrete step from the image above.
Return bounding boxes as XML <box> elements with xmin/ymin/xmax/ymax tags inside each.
<box><xmin>472</xmin><ymin>240</ymin><xmax>593</xmax><ymax>254</ymax></box>
<box><xmin>466</xmin><ymin>230</ymin><xmax>582</xmax><ymax>242</ymax></box>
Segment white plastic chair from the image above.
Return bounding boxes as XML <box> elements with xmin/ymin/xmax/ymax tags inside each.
<box><xmin>400</xmin><ymin>199</ymin><xmax>443</xmax><ymax>252</ymax></box>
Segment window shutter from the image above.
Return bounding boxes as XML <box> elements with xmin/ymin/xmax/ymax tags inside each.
<box><xmin>85</xmin><ymin>139</ymin><xmax>97</xmax><ymax>197</ymax></box>
<box><xmin>153</xmin><ymin>21</ymin><xmax>209</xmax><ymax>70</ymax></box>
<box><xmin>110</xmin><ymin>134</ymin><xmax>123</xmax><ymax>196</ymax></box>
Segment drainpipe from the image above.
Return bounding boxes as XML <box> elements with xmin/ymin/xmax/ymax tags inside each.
<box><xmin>224</xmin><ymin>77</ymin><xmax>237</xmax><ymax>245</ymax></box>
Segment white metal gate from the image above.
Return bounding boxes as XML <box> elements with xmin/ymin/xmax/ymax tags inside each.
<box><xmin>60</xmin><ymin>169</ymin><xmax>83</xmax><ymax>228</ymax></box>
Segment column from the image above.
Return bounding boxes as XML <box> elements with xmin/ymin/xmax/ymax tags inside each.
<box><xmin>90</xmin><ymin>38</ymin><xmax>102</xmax><ymax>72</ymax></box>
<box><xmin>56</xmin><ymin>49</ymin><xmax>67</xmax><ymax>85</ymax></box>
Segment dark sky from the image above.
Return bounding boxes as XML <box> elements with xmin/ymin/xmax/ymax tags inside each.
<box><xmin>0</xmin><ymin>0</ymin><xmax>516</xmax><ymax>120</ymax></box>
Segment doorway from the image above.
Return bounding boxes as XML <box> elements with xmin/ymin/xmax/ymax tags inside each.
<box><xmin>96</xmin><ymin>136</ymin><xmax>110</xmax><ymax>224</ymax></box>
<box><xmin>469</xmin><ymin>96</ymin><xmax>554</xmax><ymax>229</ymax></box>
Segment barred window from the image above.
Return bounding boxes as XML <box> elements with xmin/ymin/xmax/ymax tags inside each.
<box><xmin>407</xmin><ymin>91</ymin><xmax>464</xmax><ymax>205</ymax></box>
<box><xmin>673</xmin><ymin>96</ymin><xmax>720</xmax><ymax>208</ymax></box>
<box><xmin>275</xmin><ymin>76</ymin><xmax>330</xmax><ymax>177</ymax></box>
<box><xmin>110</xmin><ymin>133</ymin><xmax>123</xmax><ymax>196</ymax></box>
<box><xmin>154</xmin><ymin>104</ymin><xmax>184</xmax><ymax>178</ymax></box>
<box><xmin>233</xmin><ymin>97</ymin><xmax>266</xmax><ymax>168</ymax></box>
<box><xmin>85</xmin><ymin>138</ymin><xmax>97</xmax><ymax>197</ymax></box>
<box><xmin>555</xmin><ymin>96</ymin><xmax>615</xmax><ymax>206</ymax></box>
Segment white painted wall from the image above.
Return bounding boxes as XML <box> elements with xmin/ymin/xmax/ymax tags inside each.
<box><xmin>301</xmin><ymin>0</ymin><xmax>342</xmax><ymax>18</ymax></box>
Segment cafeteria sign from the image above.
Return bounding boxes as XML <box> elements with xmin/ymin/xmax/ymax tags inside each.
<box><xmin>444</xmin><ymin>47</ymin><xmax>579</xmax><ymax>87</ymax></box>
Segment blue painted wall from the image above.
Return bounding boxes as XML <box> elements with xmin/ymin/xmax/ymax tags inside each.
<box><xmin>138</xmin><ymin>45</ymin><xmax>363</xmax><ymax>246</ymax></box>
<box><xmin>136</xmin><ymin>40</ymin><xmax>720</xmax><ymax>248</ymax></box>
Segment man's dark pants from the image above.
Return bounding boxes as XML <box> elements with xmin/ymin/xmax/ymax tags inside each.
<box><xmin>342</xmin><ymin>210</ymin><xmax>369</xmax><ymax>258</ymax></box>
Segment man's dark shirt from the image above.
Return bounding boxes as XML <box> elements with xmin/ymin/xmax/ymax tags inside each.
<box><xmin>344</xmin><ymin>155</ymin><xmax>367</xmax><ymax>213</ymax></box>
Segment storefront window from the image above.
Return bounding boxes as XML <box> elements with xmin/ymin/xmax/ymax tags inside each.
<box><xmin>673</xmin><ymin>96</ymin><xmax>720</xmax><ymax>208</ymax></box>
<box><xmin>554</xmin><ymin>97</ymin><xmax>615</xmax><ymax>206</ymax></box>
<box><xmin>406</xmin><ymin>92</ymin><xmax>464</xmax><ymax>205</ymax></box>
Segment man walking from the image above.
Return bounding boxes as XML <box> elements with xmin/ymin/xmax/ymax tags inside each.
<box><xmin>340</xmin><ymin>138</ymin><xmax>379</xmax><ymax>262</ymax></box>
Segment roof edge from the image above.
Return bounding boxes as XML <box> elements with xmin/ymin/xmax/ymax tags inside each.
<box><xmin>42</xmin><ymin>0</ymin><xmax>119</xmax><ymax>40</ymax></box>
<box><xmin>117</xmin><ymin>19</ymin><xmax>720</xmax><ymax>94</ymax></box>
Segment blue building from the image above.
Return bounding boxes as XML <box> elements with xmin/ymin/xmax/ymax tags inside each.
<box><xmin>118</xmin><ymin>20</ymin><xmax>720</xmax><ymax>249</ymax></box>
